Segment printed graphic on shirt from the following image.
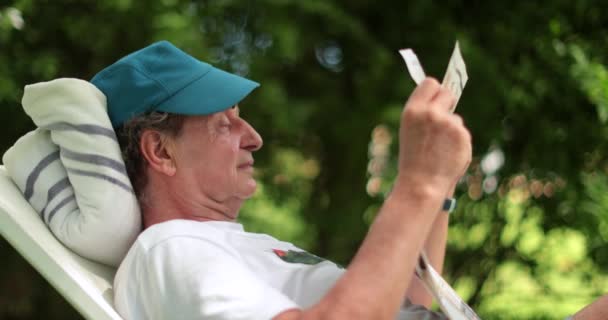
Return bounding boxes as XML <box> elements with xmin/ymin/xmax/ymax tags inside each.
<box><xmin>272</xmin><ymin>249</ymin><xmax>326</xmax><ymax>265</ymax></box>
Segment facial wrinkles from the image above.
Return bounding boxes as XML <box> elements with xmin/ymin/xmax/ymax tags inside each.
<box><xmin>199</xmin><ymin>112</ymin><xmax>241</xmax><ymax>201</ymax></box>
<box><xmin>206</xmin><ymin>114</ymin><xmax>220</xmax><ymax>142</ymax></box>
<box><xmin>169</xmin><ymin>125</ymin><xmax>241</xmax><ymax>220</ymax></box>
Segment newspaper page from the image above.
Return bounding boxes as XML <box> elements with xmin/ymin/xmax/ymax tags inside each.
<box><xmin>416</xmin><ymin>254</ymin><xmax>481</xmax><ymax>320</ymax></box>
<box><xmin>399</xmin><ymin>41</ymin><xmax>468</xmax><ymax>112</ymax></box>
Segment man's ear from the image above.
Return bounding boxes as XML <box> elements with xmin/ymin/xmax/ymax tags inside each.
<box><xmin>139</xmin><ymin>130</ymin><xmax>177</xmax><ymax>176</ymax></box>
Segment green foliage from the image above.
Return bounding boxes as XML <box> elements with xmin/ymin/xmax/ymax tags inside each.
<box><xmin>570</xmin><ymin>45</ymin><xmax>608</xmax><ymax>123</ymax></box>
<box><xmin>2</xmin><ymin>0</ymin><xmax>608</xmax><ymax>319</ymax></box>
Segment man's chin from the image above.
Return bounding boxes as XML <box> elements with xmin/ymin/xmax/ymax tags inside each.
<box><xmin>239</xmin><ymin>180</ymin><xmax>258</xmax><ymax>199</ymax></box>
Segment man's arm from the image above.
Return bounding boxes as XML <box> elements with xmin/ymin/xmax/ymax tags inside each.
<box><xmin>405</xmin><ymin>188</ymin><xmax>452</xmax><ymax>307</ymax></box>
<box><xmin>275</xmin><ymin>78</ymin><xmax>471</xmax><ymax>320</ymax></box>
<box><xmin>571</xmin><ymin>295</ymin><xmax>608</xmax><ymax>320</ymax></box>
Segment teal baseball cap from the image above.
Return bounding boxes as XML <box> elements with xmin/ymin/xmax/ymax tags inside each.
<box><xmin>91</xmin><ymin>40</ymin><xmax>260</xmax><ymax>128</ymax></box>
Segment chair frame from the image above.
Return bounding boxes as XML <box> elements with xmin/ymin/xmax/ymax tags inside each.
<box><xmin>0</xmin><ymin>166</ymin><xmax>123</xmax><ymax>320</ymax></box>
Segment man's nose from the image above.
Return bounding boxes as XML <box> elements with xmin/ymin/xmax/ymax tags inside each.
<box><xmin>240</xmin><ymin>120</ymin><xmax>263</xmax><ymax>152</ymax></box>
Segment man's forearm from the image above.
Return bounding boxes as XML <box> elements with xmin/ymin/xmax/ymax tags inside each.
<box><xmin>423</xmin><ymin>187</ymin><xmax>453</xmax><ymax>277</ymax></box>
<box><xmin>406</xmin><ymin>211</ymin><xmax>449</xmax><ymax>307</ymax></box>
<box><xmin>303</xmin><ymin>185</ymin><xmax>444</xmax><ymax>319</ymax></box>
<box><xmin>406</xmin><ymin>187</ymin><xmax>452</xmax><ymax>307</ymax></box>
<box><xmin>572</xmin><ymin>295</ymin><xmax>608</xmax><ymax>320</ymax></box>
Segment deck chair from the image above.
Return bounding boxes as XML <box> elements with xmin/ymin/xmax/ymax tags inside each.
<box><xmin>0</xmin><ymin>165</ymin><xmax>123</xmax><ymax>320</ymax></box>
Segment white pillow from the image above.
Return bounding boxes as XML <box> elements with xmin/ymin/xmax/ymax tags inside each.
<box><xmin>2</xmin><ymin>78</ymin><xmax>141</xmax><ymax>267</ymax></box>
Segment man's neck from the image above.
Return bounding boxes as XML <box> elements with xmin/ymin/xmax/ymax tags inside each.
<box><xmin>140</xmin><ymin>176</ymin><xmax>243</xmax><ymax>229</ymax></box>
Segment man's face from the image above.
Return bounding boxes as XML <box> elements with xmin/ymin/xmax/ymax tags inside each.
<box><xmin>170</xmin><ymin>106</ymin><xmax>263</xmax><ymax>207</ymax></box>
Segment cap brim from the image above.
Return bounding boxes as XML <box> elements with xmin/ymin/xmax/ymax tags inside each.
<box><xmin>157</xmin><ymin>66</ymin><xmax>260</xmax><ymax>115</ymax></box>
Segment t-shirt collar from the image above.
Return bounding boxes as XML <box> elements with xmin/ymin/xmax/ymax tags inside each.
<box><xmin>200</xmin><ymin>220</ymin><xmax>244</xmax><ymax>232</ymax></box>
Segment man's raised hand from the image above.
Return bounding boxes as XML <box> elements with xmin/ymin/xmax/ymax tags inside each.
<box><xmin>394</xmin><ymin>77</ymin><xmax>472</xmax><ymax>200</ymax></box>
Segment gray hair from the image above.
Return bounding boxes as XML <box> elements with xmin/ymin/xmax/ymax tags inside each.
<box><xmin>115</xmin><ymin>112</ymin><xmax>186</xmax><ymax>205</ymax></box>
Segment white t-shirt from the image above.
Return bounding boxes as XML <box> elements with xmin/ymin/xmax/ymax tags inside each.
<box><xmin>114</xmin><ymin>219</ymin><xmax>446</xmax><ymax>320</ymax></box>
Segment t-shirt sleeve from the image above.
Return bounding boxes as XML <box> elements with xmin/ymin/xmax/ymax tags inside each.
<box><xmin>135</xmin><ymin>236</ymin><xmax>299</xmax><ymax>320</ymax></box>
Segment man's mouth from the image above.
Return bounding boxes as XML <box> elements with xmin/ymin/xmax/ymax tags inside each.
<box><xmin>238</xmin><ymin>160</ymin><xmax>254</xmax><ymax>169</ymax></box>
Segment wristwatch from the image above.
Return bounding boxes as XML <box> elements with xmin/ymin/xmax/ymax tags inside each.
<box><xmin>442</xmin><ymin>198</ymin><xmax>456</xmax><ymax>213</ymax></box>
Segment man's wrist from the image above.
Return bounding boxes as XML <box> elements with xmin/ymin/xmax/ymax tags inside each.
<box><xmin>387</xmin><ymin>181</ymin><xmax>445</xmax><ymax>217</ymax></box>
<box><xmin>392</xmin><ymin>177</ymin><xmax>445</xmax><ymax>200</ymax></box>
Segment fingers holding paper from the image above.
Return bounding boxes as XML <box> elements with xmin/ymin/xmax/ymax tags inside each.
<box><xmin>431</xmin><ymin>86</ymin><xmax>457</xmax><ymax>113</ymax></box>
<box><xmin>395</xmin><ymin>78</ymin><xmax>472</xmax><ymax>197</ymax></box>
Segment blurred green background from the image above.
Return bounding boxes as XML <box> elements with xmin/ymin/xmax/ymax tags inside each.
<box><xmin>1</xmin><ymin>0</ymin><xmax>608</xmax><ymax>319</ymax></box>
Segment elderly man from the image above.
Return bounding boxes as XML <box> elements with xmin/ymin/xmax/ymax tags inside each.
<box><xmin>91</xmin><ymin>41</ymin><xmax>471</xmax><ymax>320</ymax></box>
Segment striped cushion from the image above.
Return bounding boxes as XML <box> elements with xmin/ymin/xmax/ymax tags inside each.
<box><xmin>3</xmin><ymin>78</ymin><xmax>141</xmax><ymax>267</ymax></box>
